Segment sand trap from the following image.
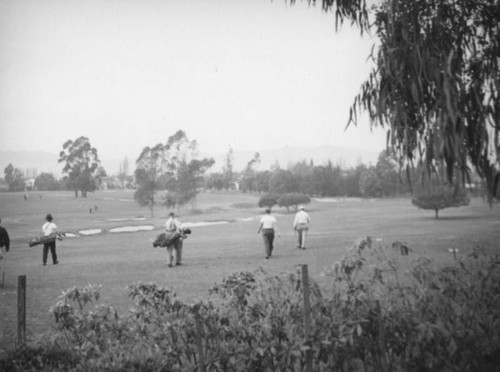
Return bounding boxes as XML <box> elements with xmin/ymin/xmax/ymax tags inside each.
<box><xmin>110</xmin><ymin>225</ymin><xmax>154</xmax><ymax>233</ymax></box>
<box><xmin>182</xmin><ymin>221</ymin><xmax>229</xmax><ymax>228</ymax></box>
<box><xmin>79</xmin><ymin>229</ymin><xmax>102</xmax><ymax>236</ymax></box>
<box><xmin>64</xmin><ymin>233</ymin><xmax>77</xmax><ymax>238</ymax></box>
<box><xmin>239</xmin><ymin>217</ymin><xmax>255</xmax><ymax>222</ymax></box>
<box><xmin>108</xmin><ymin>217</ymin><xmax>147</xmax><ymax>222</ymax></box>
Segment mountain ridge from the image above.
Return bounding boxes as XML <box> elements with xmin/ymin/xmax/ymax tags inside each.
<box><xmin>0</xmin><ymin>145</ymin><xmax>380</xmax><ymax>178</ymax></box>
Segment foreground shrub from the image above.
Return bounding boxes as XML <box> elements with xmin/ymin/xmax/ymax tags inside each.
<box><xmin>0</xmin><ymin>343</ymin><xmax>80</xmax><ymax>372</ymax></box>
<box><xmin>1</xmin><ymin>242</ymin><xmax>500</xmax><ymax>371</ymax></box>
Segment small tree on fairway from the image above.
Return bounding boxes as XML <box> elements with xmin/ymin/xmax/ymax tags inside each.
<box><xmin>258</xmin><ymin>193</ymin><xmax>279</xmax><ymax>210</ymax></box>
<box><xmin>412</xmin><ymin>186</ymin><xmax>470</xmax><ymax>219</ymax></box>
<box><xmin>277</xmin><ymin>193</ymin><xmax>311</xmax><ymax>213</ymax></box>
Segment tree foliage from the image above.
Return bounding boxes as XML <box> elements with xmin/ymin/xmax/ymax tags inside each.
<box><xmin>239</xmin><ymin>152</ymin><xmax>261</xmax><ymax>192</ymax></box>
<box><xmin>134</xmin><ymin>143</ymin><xmax>168</xmax><ymax>216</ymax></box>
<box><xmin>58</xmin><ymin>136</ymin><xmax>102</xmax><ymax>198</ymax></box>
<box><xmin>412</xmin><ymin>185</ymin><xmax>470</xmax><ymax>219</ymax></box>
<box><xmin>344</xmin><ymin>0</ymin><xmax>500</xmax><ymax>204</ymax></box>
<box><xmin>3</xmin><ymin>163</ymin><xmax>25</xmax><ymax>192</ymax></box>
<box><xmin>134</xmin><ymin>165</ymin><xmax>160</xmax><ymax>217</ymax></box>
<box><xmin>359</xmin><ymin>167</ymin><xmax>382</xmax><ymax>198</ymax></box>
<box><xmin>209</xmin><ymin>151</ymin><xmax>405</xmax><ymax>197</ymax></box>
<box><xmin>222</xmin><ymin>146</ymin><xmax>234</xmax><ymax>190</ymax></box>
<box><xmin>291</xmin><ymin>0</ymin><xmax>499</xmax><ymax>203</ymax></box>
<box><xmin>134</xmin><ymin>130</ymin><xmax>214</xmax><ymax>214</ymax></box>
<box><xmin>277</xmin><ymin>193</ymin><xmax>311</xmax><ymax>212</ymax></box>
<box><xmin>257</xmin><ymin>193</ymin><xmax>279</xmax><ymax>210</ymax></box>
<box><xmin>269</xmin><ymin>169</ymin><xmax>297</xmax><ymax>194</ymax></box>
<box><xmin>35</xmin><ymin>173</ymin><xmax>60</xmax><ymax>191</ymax></box>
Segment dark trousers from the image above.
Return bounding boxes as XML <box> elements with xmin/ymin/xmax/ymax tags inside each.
<box><xmin>43</xmin><ymin>241</ymin><xmax>57</xmax><ymax>264</ymax></box>
<box><xmin>166</xmin><ymin>238</ymin><xmax>183</xmax><ymax>266</ymax></box>
<box><xmin>262</xmin><ymin>229</ymin><xmax>275</xmax><ymax>257</ymax></box>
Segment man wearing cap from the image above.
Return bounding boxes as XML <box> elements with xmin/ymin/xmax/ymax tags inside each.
<box><xmin>257</xmin><ymin>208</ymin><xmax>279</xmax><ymax>259</ymax></box>
<box><xmin>293</xmin><ymin>206</ymin><xmax>310</xmax><ymax>250</ymax></box>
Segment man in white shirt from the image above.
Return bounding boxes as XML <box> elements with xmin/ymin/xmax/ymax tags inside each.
<box><xmin>42</xmin><ymin>214</ymin><xmax>59</xmax><ymax>265</ymax></box>
<box><xmin>293</xmin><ymin>206</ymin><xmax>310</xmax><ymax>250</ymax></box>
<box><xmin>164</xmin><ymin>212</ymin><xmax>183</xmax><ymax>267</ymax></box>
<box><xmin>257</xmin><ymin>208</ymin><xmax>279</xmax><ymax>259</ymax></box>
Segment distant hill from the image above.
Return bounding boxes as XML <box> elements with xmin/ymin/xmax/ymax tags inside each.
<box><xmin>0</xmin><ymin>145</ymin><xmax>381</xmax><ymax>178</ymax></box>
<box><xmin>0</xmin><ymin>151</ymin><xmax>128</xmax><ymax>178</ymax></box>
<box><xmin>0</xmin><ymin>151</ymin><xmax>62</xmax><ymax>177</ymax></box>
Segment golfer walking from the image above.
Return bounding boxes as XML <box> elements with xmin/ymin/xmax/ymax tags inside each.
<box><xmin>293</xmin><ymin>206</ymin><xmax>310</xmax><ymax>250</ymax></box>
<box><xmin>164</xmin><ymin>212</ymin><xmax>183</xmax><ymax>267</ymax></box>
<box><xmin>42</xmin><ymin>214</ymin><xmax>59</xmax><ymax>265</ymax></box>
<box><xmin>0</xmin><ymin>219</ymin><xmax>10</xmax><ymax>267</ymax></box>
<box><xmin>257</xmin><ymin>208</ymin><xmax>279</xmax><ymax>259</ymax></box>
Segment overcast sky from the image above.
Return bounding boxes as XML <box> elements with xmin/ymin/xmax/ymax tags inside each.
<box><xmin>0</xmin><ymin>0</ymin><xmax>386</xmax><ymax>163</ymax></box>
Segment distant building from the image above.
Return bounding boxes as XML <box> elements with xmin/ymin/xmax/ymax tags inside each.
<box><xmin>99</xmin><ymin>175</ymin><xmax>136</xmax><ymax>190</ymax></box>
<box><xmin>25</xmin><ymin>178</ymin><xmax>35</xmax><ymax>190</ymax></box>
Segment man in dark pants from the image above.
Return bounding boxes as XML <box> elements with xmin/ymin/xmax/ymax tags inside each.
<box><xmin>42</xmin><ymin>214</ymin><xmax>59</xmax><ymax>265</ymax></box>
<box><xmin>257</xmin><ymin>208</ymin><xmax>280</xmax><ymax>259</ymax></box>
<box><xmin>164</xmin><ymin>212</ymin><xmax>183</xmax><ymax>267</ymax></box>
<box><xmin>0</xmin><ymin>218</ymin><xmax>10</xmax><ymax>254</ymax></box>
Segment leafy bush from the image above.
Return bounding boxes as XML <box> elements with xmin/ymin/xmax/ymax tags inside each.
<box><xmin>2</xmin><ymin>242</ymin><xmax>500</xmax><ymax>371</ymax></box>
<box><xmin>257</xmin><ymin>193</ymin><xmax>279</xmax><ymax>210</ymax></box>
<box><xmin>412</xmin><ymin>186</ymin><xmax>470</xmax><ymax>219</ymax></box>
<box><xmin>277</xmin><ymin>193</ymin><xmax>311</xmax><ymax>213</ymax></box>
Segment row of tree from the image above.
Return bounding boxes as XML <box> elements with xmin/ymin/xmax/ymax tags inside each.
<box><xmin>2</xmin><ymin>130</ymin><xmax>495</xmax><ymax>218</ymax></box>
<box><xmin>206</xmin><ymin>150</ymin><xmax>424</xmax><ymax>198</ymax></box>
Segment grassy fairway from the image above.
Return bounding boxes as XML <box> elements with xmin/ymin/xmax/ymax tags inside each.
<box><xmin>1</xmin><ymin>190</ymin><xmax>499</xmax><ymax>352</ymax></box>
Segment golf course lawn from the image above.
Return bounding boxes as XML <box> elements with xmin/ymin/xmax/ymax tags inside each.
<box><xmin>1</xmin><ymin>189</ymin><xmax>499</xmax><ymax>353</ymax></box>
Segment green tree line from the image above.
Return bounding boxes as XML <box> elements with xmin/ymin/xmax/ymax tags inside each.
<box><xmin>206</xmin><ymin>150</ymin><xmax>424</xmax><ymax>198</ymax></box>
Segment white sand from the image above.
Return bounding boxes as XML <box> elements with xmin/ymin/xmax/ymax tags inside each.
<box><xmin>109</xmin><ymin>225</ymin><xmax>154</xmax><ymax>233</ymax></box>
<box><xmin>182</xmin><ymin>221</ymin><xmax>229</xmax><ymax>228</ymax></box>
<box><xmin>79</xmin><ymin>229</ymin><xmax>102</xmax><ymax>235</ymax></box>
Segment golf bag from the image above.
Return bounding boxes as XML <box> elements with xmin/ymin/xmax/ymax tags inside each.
<box><xmin>28</xmin><ymin>233</ymin><xmax>64</xmax><ymax>247</ymax></box>
<box><xmin>152</xmin><ymin>228</ymin><xmax>192</xmax><ymax>248</ymax></box>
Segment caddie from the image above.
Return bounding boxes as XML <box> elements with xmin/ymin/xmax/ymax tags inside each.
<box><xmin>164</xmin><ymin>212</ymin><xmax>183</xmax><ymax>267</ymax></box>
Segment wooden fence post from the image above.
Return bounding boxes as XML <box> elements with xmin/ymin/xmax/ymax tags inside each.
<box><xmin>18</xmin><ymin>275</ymin><xmax>26</xmax><ymax>345</ymax></box>
<box><xmin>302</xmin><ymin>264</ymin><xmax>313</xmax><ymax>372</ymax></box>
